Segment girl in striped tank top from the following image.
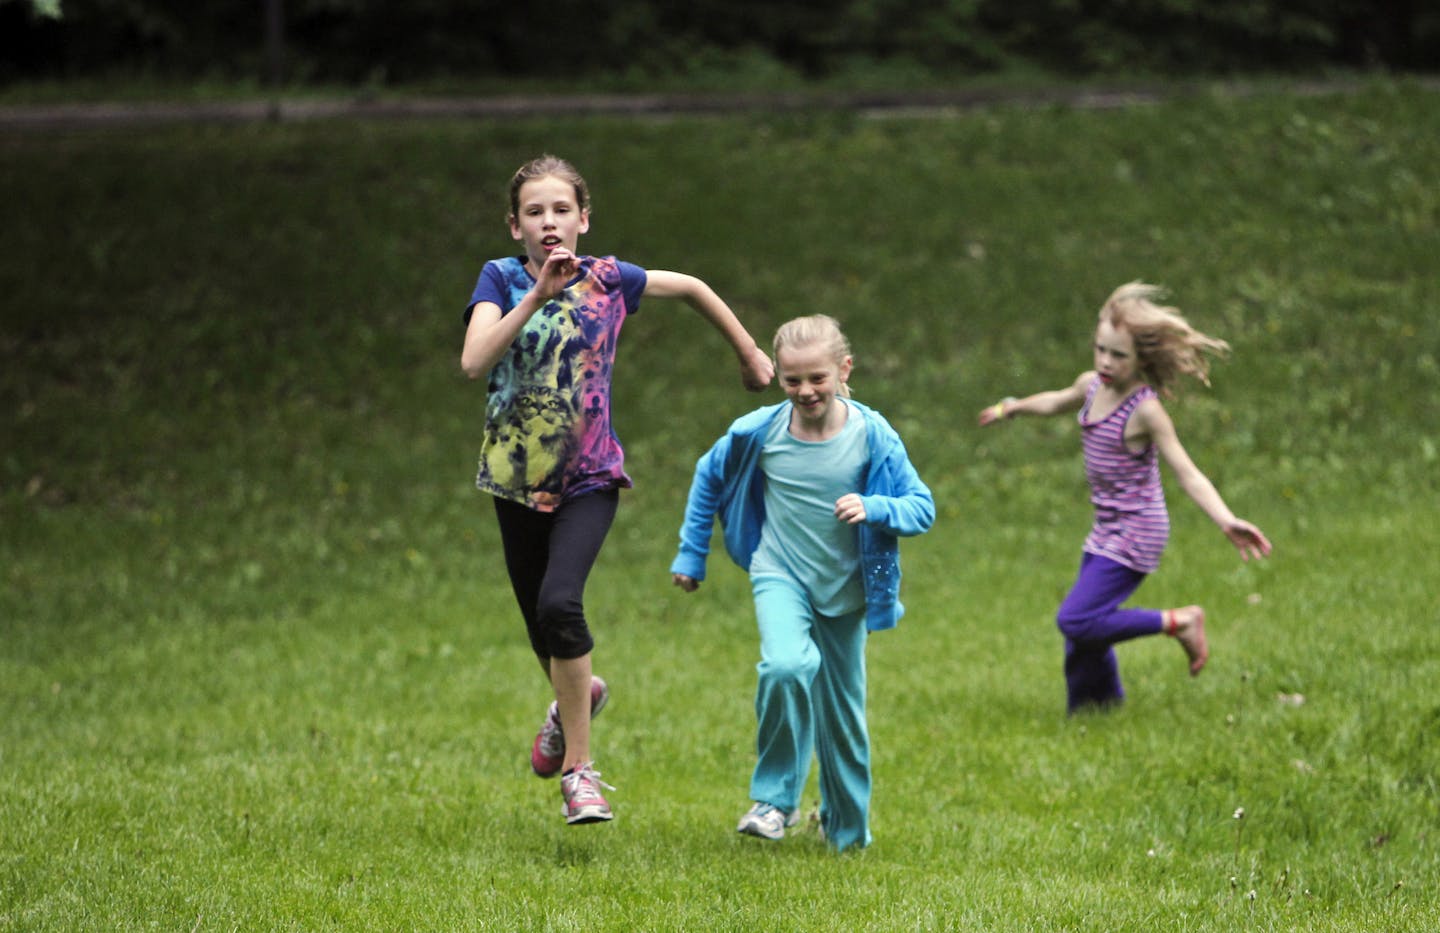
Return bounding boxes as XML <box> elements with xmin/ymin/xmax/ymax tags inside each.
<box><xmin>978</xmin><ymin>283</ymin><xmax>1271</xmax><ymax>713</ymax></box>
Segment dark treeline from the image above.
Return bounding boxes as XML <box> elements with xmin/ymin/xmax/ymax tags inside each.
<box><xmin>2</xmin><ymin>0</ymin><xmax>1436</xmax><ymax>85</ymax></box>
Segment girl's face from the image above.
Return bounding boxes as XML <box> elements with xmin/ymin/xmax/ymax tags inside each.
<box><xmin>509</xmin><ymin>175</ymin><xmax>589</xmax><ymax>270</ymax></box>
<box><xmin>777</xmin><ymin>342</ymin><xmax>852</xmax><ymax>434</ymax></box>
<box><xmin>1093</xmin><ymin>318</ymin><xmax>1140</xmax><ymax>391</ymax></box>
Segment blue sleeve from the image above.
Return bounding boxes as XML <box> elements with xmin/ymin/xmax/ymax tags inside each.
<box><xmin>859</xmin><ymin>438</ymin><xmax>935</xmax><ymax>538</ymax></box>
<box><xmin>463</xmin><ymin>261</ymin><xmax>510</xmax><ymax>325</ymax></box>
<box><xmin>618</xmin><ymin>260</ymin><xmax>648</xmax><ymax>314</ymax></box>
<box><xmin>669</xmin><ymin>434</ymin><xmax>729</xmax><ymax>582</ymax></box>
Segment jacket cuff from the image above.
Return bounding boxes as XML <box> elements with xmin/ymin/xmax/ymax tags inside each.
<box><xmin>670</xmin><ymin>551</ymin><xmax>707</xmax><ymax>581</ymax></box>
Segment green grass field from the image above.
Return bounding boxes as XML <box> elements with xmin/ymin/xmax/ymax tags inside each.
<box><xmin>3</xmin><ymin>79</ymin><xmax>1438</xmax><ymax>930</ymax></box>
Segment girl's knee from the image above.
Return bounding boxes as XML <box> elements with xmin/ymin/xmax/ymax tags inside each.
<box><xmin>1056</xmin><ymin>611</ymin><xmax>1097</xmax><ymax>641</ymax></box>
<box><xmin>758</xmin><ymin>652</ymin><xmax>819</xmax><ymax>687</ymax></box>
<box><xmin>537</xmin><ymin>599</ymin><xmax>592</xmax><ymax>658</ymax></box>
<box><xmin>536</xmin><ymin>588</ymin><xmax>581</xmax><ymax>624</ymax></box>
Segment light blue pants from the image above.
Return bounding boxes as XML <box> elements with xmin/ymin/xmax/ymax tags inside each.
<box><xmin>749</xmin><ymin>573</ymin><xmax>871</xmax><ymax>851</ymax></box>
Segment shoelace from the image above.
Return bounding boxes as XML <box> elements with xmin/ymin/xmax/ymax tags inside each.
<box><xmin>564</xmin><ymin>763</ymin><xmax>616</xmax><ymax>798</ymax></box>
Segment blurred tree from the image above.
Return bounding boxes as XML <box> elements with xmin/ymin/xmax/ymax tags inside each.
<box><xmin>0</xmin><ymin>0</ymin><xmax>1434</xmax><ymax>86</ymax></box>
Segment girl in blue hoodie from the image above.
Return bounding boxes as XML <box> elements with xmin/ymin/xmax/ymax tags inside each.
<box><xmin>671</xmin><ymin>314</ymin><xmax>934</xmax><ymax>851</ymax></box>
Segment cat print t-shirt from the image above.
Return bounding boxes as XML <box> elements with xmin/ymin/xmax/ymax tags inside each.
<box><xmin>465</xmin><ymin>254</ymin><xmax>647</xmax><ymax>511</ymax></box>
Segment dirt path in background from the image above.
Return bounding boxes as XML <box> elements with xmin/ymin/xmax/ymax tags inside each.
<box><xmin>1</xmin><ymin>77</ymin><xmax>1436</xmax><ymax>131</ymax></box>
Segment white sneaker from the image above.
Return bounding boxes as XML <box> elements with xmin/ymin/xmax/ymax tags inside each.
<box><xmin>737</xmin><ymin>802</ymin><xmax>801</xmax><ymax>840</ymax></box>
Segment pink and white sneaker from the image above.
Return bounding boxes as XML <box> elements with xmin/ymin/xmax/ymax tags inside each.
<box><xmin>560</xmin><ymin>761</ymin><xmax>615</xmax><ymax>824</ymax></box>
<box><xmin>530</xmin><ymin>676</ymin><xmax>609</xmax><ymax>778</ymax></box>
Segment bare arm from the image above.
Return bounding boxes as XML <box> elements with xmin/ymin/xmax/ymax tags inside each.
<box><xmin>459</xmin><ymin>249</ymin><xmax>577</xmax><ymax>379</ymax></box>
<box><xmin>644</xmin><ymin>270</ymin><xmax>774</xmax><ymax>391</ymax></box>
<box><xmin>978</xmin><ymin>371</ymin><xmax>1092</xmax><ymax>425</ymax></box>
<box><xmin>1138</xmin><ymin>397</ymin><xmax>1273</xmax><ymax>561</ymax></box>
<box><xmin>461</xmin><ymin>299</ymin><xmax>530</xmax><ymax>379</ymax></box>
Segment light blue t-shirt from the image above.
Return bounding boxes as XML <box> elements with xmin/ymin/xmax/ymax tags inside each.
<box><xmin>748</xmin><ymin>400</ymin><xmax>869</xmax><ymax>615</ymax></box>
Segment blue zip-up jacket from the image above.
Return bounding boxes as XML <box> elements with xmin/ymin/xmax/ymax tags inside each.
<box><xmin>669</xmin><ymin>401</ymin><xmax>935</xmax><ymax>632</ymax></box>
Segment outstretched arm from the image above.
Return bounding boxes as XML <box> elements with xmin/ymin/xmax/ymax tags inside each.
<box><xmin>978</xmin><ymin>371</ymin><xmax>1092</xmax><ymax>425</ymax></box>
<box><xmin>1140</xmin><ymin>398</ymin><xmax>1273</xmax><ymax>562</ymax></box>
<box><xmin>643</xmin><ymin>270</ymin><xmax>774</xmax><ymax>391</ymax></box>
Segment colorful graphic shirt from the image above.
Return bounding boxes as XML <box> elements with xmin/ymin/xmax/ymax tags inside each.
<box><xmin>466</xmin><ymin>255</ymin><xmax>647</xmax><ymax>511</ymax></box>
<box><xmin>1078</xmin><ymin>378</ymin><xmax>1169</xmax><ymax>573</ymax></box>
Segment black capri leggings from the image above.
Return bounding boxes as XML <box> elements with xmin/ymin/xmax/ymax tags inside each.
<box><xmin>492</xmin><ymin>489</ymin><xmax>619</xmax><ymax>662</ymax></box>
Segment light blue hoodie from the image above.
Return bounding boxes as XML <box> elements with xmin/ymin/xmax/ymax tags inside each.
<box><xmin>670</xmin><ymin>401</ymin><xmax>935</xmax><ymax>632</ymax></box>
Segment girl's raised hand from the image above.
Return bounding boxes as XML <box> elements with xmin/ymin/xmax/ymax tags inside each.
<box><xmin>535</xmin><ymin>247</ymin><xmax>580</xmax><ymax>300</ymax></box>
<box><xmin>1224</xmin><ymin>519</ymin><xmax>1273</xmax><ymax>562</ymax></box>
<box><xmin>834</xmin><ymin>493</ymin><xmax>867</xmax><ymax>525</ymax></box>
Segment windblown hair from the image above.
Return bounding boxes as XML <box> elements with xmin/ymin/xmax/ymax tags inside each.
<box><xmin>773</xmin><ymin>314</ymin><xmax>853</xmax><ymax>398</ymax></box>
<box><xmin>507</xmin><ymin>154</ymin><xmax>591</xmax><ymax>220</ymax></box>
<box><xmin>1099</xmin><ymin>282</ymin><xmax>1229</xmax><ymax>398</ymax></box>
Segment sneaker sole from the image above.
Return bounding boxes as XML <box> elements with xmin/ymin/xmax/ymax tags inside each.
<box><xmin>564</xmin><ymin>805</ymin><xmax>614</xmax><ymax>825</ymax></box>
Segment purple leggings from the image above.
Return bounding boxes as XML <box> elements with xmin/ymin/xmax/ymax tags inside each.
<box><xmin>1056</xmin><ymin>552</ymin><xmax>1164</xmax><ymax>712</ymax></box>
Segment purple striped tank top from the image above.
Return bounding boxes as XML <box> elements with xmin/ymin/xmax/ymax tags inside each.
<box><xmin>1078</xmin><ymin>378</ymin><xmax>1169</xmax><ymax>573</ymax></box>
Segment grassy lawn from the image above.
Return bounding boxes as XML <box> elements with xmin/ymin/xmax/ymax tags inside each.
<box><xmin>2</xmin><ymin>79</ymin><xmax>1438</xmax><ymax>929</ymax></box>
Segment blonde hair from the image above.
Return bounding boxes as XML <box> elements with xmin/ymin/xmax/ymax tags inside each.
<box><xmin>1098</xmin><ymin>282</ymin><xmax>1229</xmax><ymax>398</ymax></box>
<box><xmin>773</xmin><ymin>314</ymin><xmax>853</xmax><ymax>398</ymax></box>
<box><xmin>507</xmin><ymin>154</ymin><xmax>590</xmax><ymax>220</ymax></box>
